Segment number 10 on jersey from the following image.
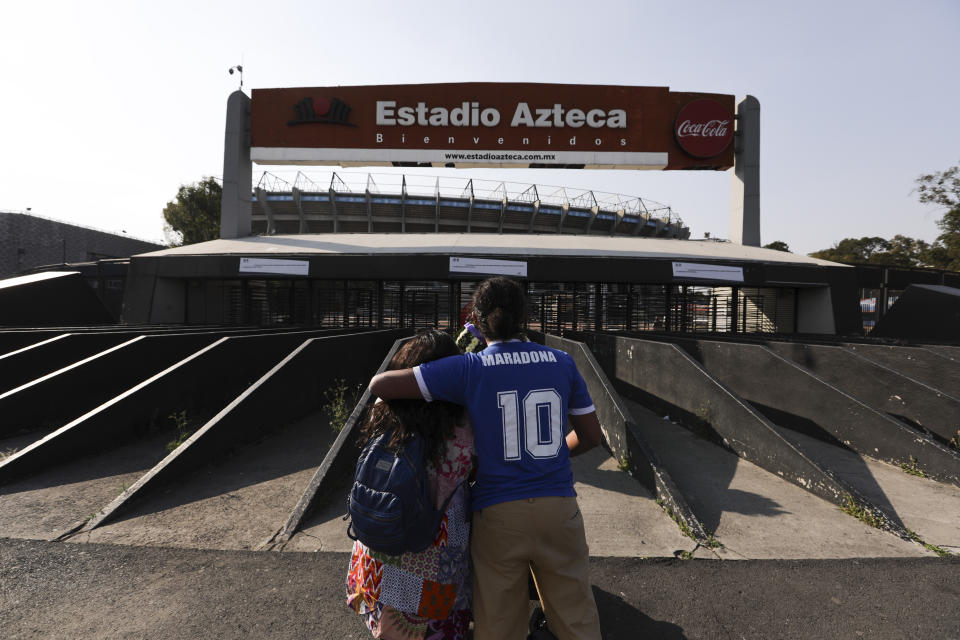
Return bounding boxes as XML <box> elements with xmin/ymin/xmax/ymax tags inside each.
<box><xmin>498</xmin><ymin>388</ymin><xmax>563</xmax><ymax>460</ymax></box>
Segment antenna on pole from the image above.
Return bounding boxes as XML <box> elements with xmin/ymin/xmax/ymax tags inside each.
<box><xmin>228</xmin><ymin>64</ymin><xmax>244</xmax><ymax>90</ymax></box>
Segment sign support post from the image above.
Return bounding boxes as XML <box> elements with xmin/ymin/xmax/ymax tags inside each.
<box><xmin>730</xmin><ymin>95</ymin><xmax>761</xmax><ymax>246</ymax></box>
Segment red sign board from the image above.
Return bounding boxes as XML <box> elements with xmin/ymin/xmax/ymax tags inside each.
<box><xmin>250</xmin><ymin>83</ymin><xmax>735</xmax><ymax>170</ymax></box>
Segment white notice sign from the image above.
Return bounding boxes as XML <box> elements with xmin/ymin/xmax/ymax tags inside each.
<box><xmin>672</xmin><ymin>261</ymin><xmax>743</xmax><ymax>282</ymax></box>
<box><xmin>239</xmin><ymin>257</ymin><xmax>310</xmax><ymax>276</ymax></box>
<box><xmin>449</xmin><ymin>256</ymin><xmax>528</xmax><ymax>278</ymax></box>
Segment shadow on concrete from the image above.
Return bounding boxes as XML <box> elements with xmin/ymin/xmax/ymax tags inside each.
<box><xmin>0</xmin><ymin>434</ymin><xmax>165</xmax><ymax>495</ymax></box>
<box><xmin>746</xmin><ymin>402</ymin><xmax>850</xmax><ymax>450</ymax></box>
<box><xmin>105</xmin><ymin>413</ymin><xmax>334</xmax><ymax>524</ymax></box>
<box><xmin>572</xmin><ymin>447</ymin><xmax>649</xmax><ymax>499</ymax></box>
<box><xmin>727</xmin><ymin>405</ymin><xmax>907</xmax><ymax>532</ymax></box>
<box><xmin>593</xmin><ymin>586</ymin><xmax>686</xmax><ymax>639</ymax></box>
<box><xmin>702</xmin><ymin>489</ymin><xmax>789</xmax><ymax>519</ymax></box>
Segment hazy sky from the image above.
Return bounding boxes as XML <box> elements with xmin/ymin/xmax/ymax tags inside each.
<box><xmin>2</xmin><ymin>0</ymin><xmax>958</xmax><ymax>254</ymax></box>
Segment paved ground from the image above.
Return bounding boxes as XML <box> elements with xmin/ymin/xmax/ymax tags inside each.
<box><xmin>3</xmin><ymin>388</ymin><xmax>959</xmax><ymax>637</ymax></box>
<box><xmin>284</xmin><ymin>444</ymin><xmax>694</xmax><ymax>557</ymax></box>
<box><xmin>2</xmin><ymin>538</ymin><xmax>958</xmax><ymax>640</ymax></box>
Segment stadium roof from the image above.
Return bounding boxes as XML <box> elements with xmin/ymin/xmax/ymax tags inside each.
<box><xmin>141</xmin><ymin>233</ymin><xmax>843</xmax><ymax>267</ymax></box>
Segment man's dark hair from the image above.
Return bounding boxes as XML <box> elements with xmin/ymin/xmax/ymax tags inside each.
<box><xmin>472</xmin><ymin>277</ymin><xmax>526</xmax><ymax>341</ymax></box>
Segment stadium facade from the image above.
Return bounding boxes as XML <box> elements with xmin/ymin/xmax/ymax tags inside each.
<box><xmin>122</xmin><ymin>83</ymin><xmax>861</xmax><ymax>334</ymax></box>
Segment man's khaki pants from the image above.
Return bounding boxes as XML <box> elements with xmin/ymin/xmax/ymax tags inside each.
<box><xmin>471</xmin><ymin>496</ymin><xmax>601</xmax><ymax>640</ymax></box>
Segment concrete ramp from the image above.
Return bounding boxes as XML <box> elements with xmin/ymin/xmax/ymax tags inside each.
<box><xmin>770</xmin><ymin>425</ymin><xmax>960</xmax><ymax>555</ymax></box>
<box><xmin>76</xmin><ymin>412</ymin><xmax>337</xmax><ymax>550</ymax></box>
<box><xmin>73</xmin><ymin>328</ymin><xmax>407</xmax><ymax>534</ymax></box>
<box><xmin>664</xmin><ymin>337</ymin><xmax>960</xmax><ymax>484</ymax></box>
<box><xmin>0</xmin><ymin>334</ymin><xmax>213</xmax><ymax>436</ymax></box>
<box><xmin>0</xmin><ymin>328</ymin><xmax>378</xmax><ymax>484</ymax></box>
<box><xmin>570</xmin><ymin>445</ymin><xmax>695</xmax><ymax>558</ymax></box>
<box><xmin>0</xmin><ymin>329</ymin><xmax>68</xmax><ymax>355</ymax></box>
<box><xmin>764</xmin><ymin>340</ymin><xmax>960</xmax><ymax>444</ymax></box>
<box><xmin>0</xmin><ymin>431</ymin><xmax>171</xmax><ymax>541</ymax></box>
<box><xmin>621</xmin><ymin>397</ymin><xmax>929</xmax><ymax>559</ymax></box>
<box><xmin>844</xmin><ymin>343</ymin><xmax>960</xmax><ymax>395</ymax></box>
<box><xmin>0</xmin><ymin>333</ymin><xmax>128</xmax><ymax>393</ymax></box>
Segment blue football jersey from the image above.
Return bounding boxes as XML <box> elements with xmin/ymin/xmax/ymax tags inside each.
<box><xmin>414</xmin><ymin>340</ymin><xmax>595</xmax><ymax>511</ymax></box>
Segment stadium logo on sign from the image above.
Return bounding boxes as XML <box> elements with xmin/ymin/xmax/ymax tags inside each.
<box><xmin>288</xmin><ymin>97</ymin><xmax>355</xmax><ymax>126</ymax></box>
<box><xmin>674</xmin><ymin>99</ymin><xmax>733</xmax><ymax>158</ymax></box>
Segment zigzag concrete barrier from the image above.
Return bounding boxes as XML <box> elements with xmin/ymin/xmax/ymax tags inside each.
<box><xmin>765</xmin><ymin>341</ymin><xmax>960</xmax><ymax>444</ymax></box>
<box><xmin>0</xmin><ymin>327</ymin><xmax>358</xmax><ymax>437</ymax></box>
<box><xmin>571</xmin><ymin>332</ymin><xmax>919</xmax><ymax>540</ymax></box>
<box><xmin>843</xmin><ymin>343</ymin><xmax>960</xmax><ymax>395</ymax></box>
<box><xmin>70</xmin><ymin>328</ymin><xmax>410</xmax><ymax>536</ymax></box>
<box><xmin>663</xmin><ymin>338</ymin><xmax>960</xmax><ymax>486</ymax></box>
<box><xmin>270</xmin><ymin>336</ymin><xmax>410</xmax><ymax>549</ymax></box>
<box><xmin>0</xmin><ymin>329</ymin><xmax>69</xmax><ymax>354</ymax></box>
<box><xmin>532</xmin><ymin>331</ymin><xmax>709</xmax><ymax>542</ymax></box>
<box><xmin>0</xmin><ymin>333</ymin><xmax>128</xmax><ymax>392</ymax></box>
<box><xmin>922</xmin><ymin>344</ymin><xmax>960</xmax><ymax>360</ymax></box>
<box><xmin>0</xmin><ymin>328</ymin><xmax>365</xmax><ymax>484</ymax></box>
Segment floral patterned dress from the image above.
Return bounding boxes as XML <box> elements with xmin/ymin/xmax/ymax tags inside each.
<box><xmin>346</xmin><ymin>422</ymin><xmax>474</xmax><ymax>639</ymax></box>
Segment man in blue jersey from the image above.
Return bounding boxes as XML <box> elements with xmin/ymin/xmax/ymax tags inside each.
<box><xmin>369</xmin><ymin>277</ymin><xmax>603</xmax><ymax>640</ymax></box>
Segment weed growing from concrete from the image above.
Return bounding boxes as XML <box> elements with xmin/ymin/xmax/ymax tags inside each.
<box><xmin>618</xmin><ymin>451</ymin><xmax>632</xmax><ymax>473</ymax></box>
<box><xmin>694</xmin><ymin>404</ymin><xmax>710</xmax><ymax>423</ymax></box>
<box><xmin>657</xmin><ymin>498</ymin><xmax>695</xmax><ymax>540</ymax></box>
<box><xmin>323</xmin><ymin>379</ymin><xmax>364</xmax><ymax>433</ymax></box>
<box><xmin>840</xmin><ymin>493</ymin><xmax>885</xmax><ymax>529</ymax></box>
<box><xmin>950</xmin><ymin>430</ymin><xmax>960</xmax><ymax>452</ymax></box>
<box><xmin>704</xmin><ymin>536</ymin><xmax>722</xmax><ymax>549</ymax></box>
<box><xmin>657</xmin><ymin>498</ymin><xmax>723</xmax><ymax>552</ymax></box>
<box><xmin>907</xmin><ymin>529</ymin><xmax>952</xmax><ymax>557</ymax></box>
<box><xmin>166</xmin><ymin>410</ymin><xmax>193</xmax><ymax>452</ymax></box>
<box><xmin>899</xmin><ymin>456</ymin><xmax>927</xmax><ymax>478</ymax></box>
<box><xmin>678</xmin><ymin>550</ymin><xmax>695</xmax><ymax>560</ymax></box>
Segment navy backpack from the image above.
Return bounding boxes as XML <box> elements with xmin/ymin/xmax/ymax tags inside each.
<box><xmin>347</xmin><ymin>426</ymin><xmax>458</xmax><ymax>555</ymax></box>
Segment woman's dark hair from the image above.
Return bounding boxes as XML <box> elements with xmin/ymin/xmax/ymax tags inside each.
<box><xmin>472</xmin><ymin>276</ymin><xmax>526</xmax><ymax>341</ymax></box>
<box><xmin>360</xmin><ymin>329</ymin><xmax>462</xmax><ymax>465</ymax></box>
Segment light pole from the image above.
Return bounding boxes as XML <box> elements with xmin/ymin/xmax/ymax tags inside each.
<box><xmin>228</xmin><ymin>65</ymin><xmax>244</xmax><ymax>90</ymax></box>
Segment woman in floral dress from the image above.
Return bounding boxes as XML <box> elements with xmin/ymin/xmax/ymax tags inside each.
<box><xmin>347</xmin><ymin>330</ymin><xmax>473</xmax><ymax>640</ymax></box>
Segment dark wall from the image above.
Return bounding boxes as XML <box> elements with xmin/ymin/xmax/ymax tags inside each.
<box><xmin>0</xmin><ymin>273</ymin><xmax>114</xmax><ymax>326</ymax></box>
<box><xmin>662</xmin><ymin>337</ymin><xmax>960</xmax><ymax>484</ymax></box>
<box><xmin>871</xmin><ymin>285</ymin><xmax>960</xmax><ymax>341</ymax></box>
<box><xmin>0</xmin><ymin>328</ymin><xmax>406</xmax><ymax>484</ymax></box>
<box><xmin>764</xmin><ymin>341</ymin><xmax>960</xmax><ymax>444</ymax></box>
<box><xmin>0</xmin><ymin>333</ymin><xmax>132</xmax><ymax>393</ymax></box>
<box><xmin>0</xmin><ymin>212</ymin><xmax>163</xmax><ymax>278</ymax></box>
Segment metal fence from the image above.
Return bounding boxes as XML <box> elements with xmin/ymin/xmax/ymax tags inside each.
<box><xmin>195</xmin><ymin>278</ymin><xmax>796</xmax><ymax>336</ymax></box>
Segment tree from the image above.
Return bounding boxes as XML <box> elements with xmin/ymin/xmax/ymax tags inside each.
<box><xmin>808</xmin><ymin>163</ymin><xmax>960</xmax><ymax>271</ymax></box>
<box><xmin>162</xmin><ymin>177</ymin><xmax>222</xmax><ymax>246</ymax></box>
<box><xmin>810</xmin><ymin>235</ymin><xmax>931</xmax><ymax>267</ymax></box>
<box><xmin>874</xmin><ymin>235</ymin><xmax>932</xmax><ymax>267</ymax></box>
<box><xmin>810</xmin><ymin>236</ymin><xmax>891</xmax><ymax>263</ymax></box>
<box><xmin>763</xmin><ymin>240</ymin><xmax>790</xmax><ymax>252</ymax></box>
<box><xmin>914</xmin><ymin>162</ymin><xmax>960</xmax><ymax>271</ymax></box>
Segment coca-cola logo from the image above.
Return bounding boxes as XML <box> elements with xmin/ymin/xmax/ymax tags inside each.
<box><xmin>674</xmin><ymin>99</ymin><xmax>734</xmax><ymax>158</ymax></box>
